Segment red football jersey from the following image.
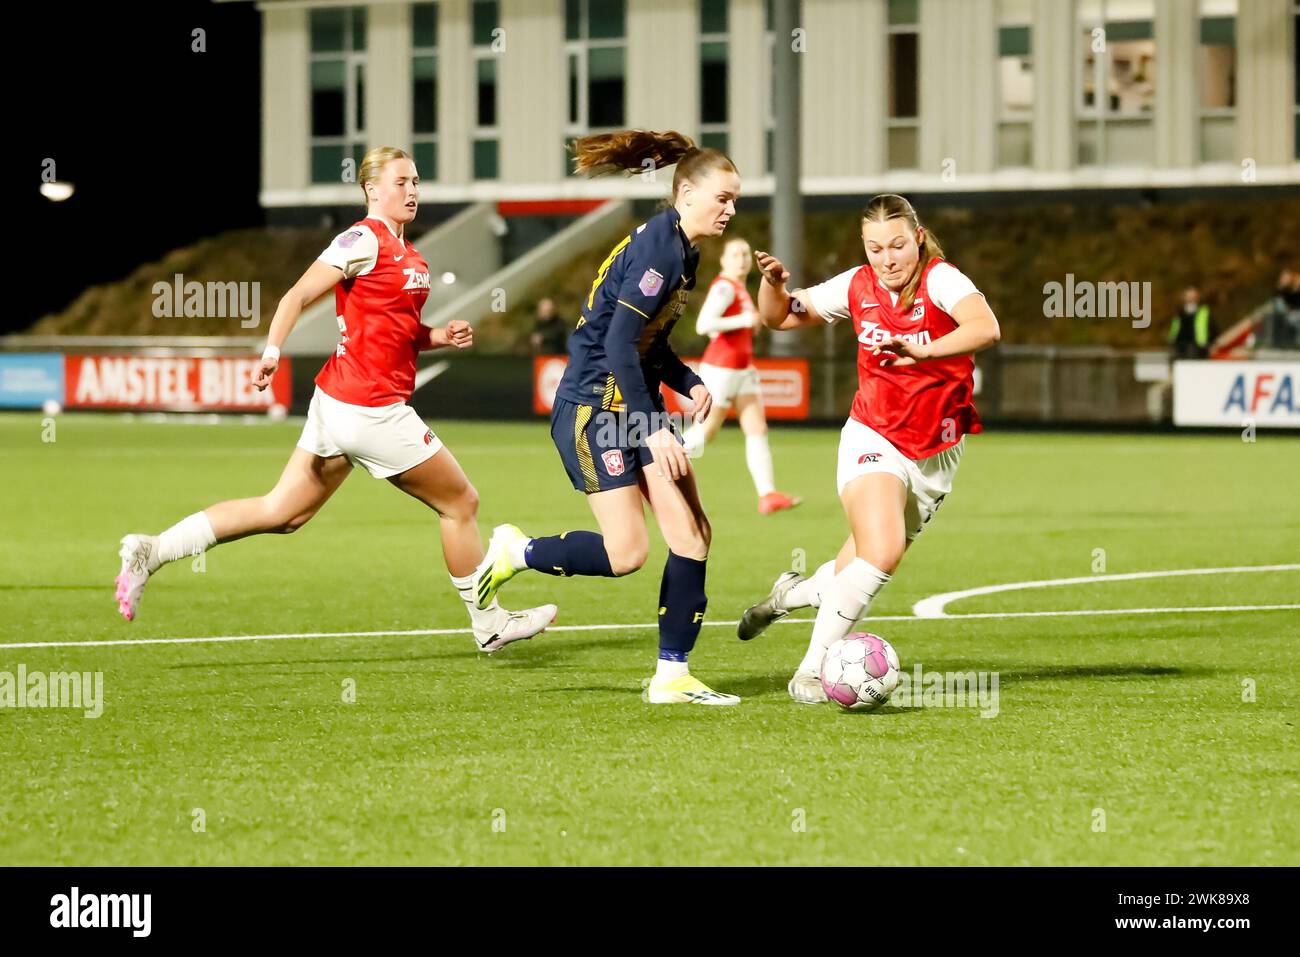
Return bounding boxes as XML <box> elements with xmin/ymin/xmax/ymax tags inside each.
<box><xmin>838</xmin><ymin>259</ymin><xmax>982</xmax><ymax>459</ymax></box>
<box><xmin>700</xmin><ymin>275</ymin><xmax>755</xmax><ymax>370</ymax></box>
<box><xmin>315</xmin><ymin>217</ymin><xmax>434</xmax><ymax>407</ymax></box>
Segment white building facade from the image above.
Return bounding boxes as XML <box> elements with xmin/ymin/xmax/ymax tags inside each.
<box><xmin>255</xmin><ymin>0</ymin><xmax>1300</xmax><ymax>209</ymax></box>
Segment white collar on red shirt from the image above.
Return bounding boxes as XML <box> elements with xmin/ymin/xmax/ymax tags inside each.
<box><xmin>365</xmin><ymin>212</ymin><xmax>404</xmax><ymax>242</ymax></box>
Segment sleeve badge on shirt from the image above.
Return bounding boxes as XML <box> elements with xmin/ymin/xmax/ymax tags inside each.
<box><xmin>601</xmin><ymin>449</ymin><xmax>625</xmax><ymax>476</ymax></box>
<box><xmin>337</xmin><ymin>229</ymin><xmax>364</xmax><ymax>248</ymax></box>
<box><xmin>638</xmin><ymin>268</ymin><xmax>665</xmax><ymax>297</ymax></box>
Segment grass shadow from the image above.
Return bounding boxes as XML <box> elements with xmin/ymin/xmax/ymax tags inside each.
<box><xmin>163</xmin><ymin>632</ymin><xmax>648</xmax><ymax>670</ymax></box>
<box><xmin>931</xmin><ymin>663</ymin><xmax>1211</xmax><ymax>682</ymax></box>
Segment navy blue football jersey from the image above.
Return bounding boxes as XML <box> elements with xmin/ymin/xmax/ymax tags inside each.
<box><xmin>556</xmin><ymin>206</ymin><xmax>700</xmax><ymax>412</ymax></box>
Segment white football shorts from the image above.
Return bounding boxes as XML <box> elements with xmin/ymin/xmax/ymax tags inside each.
<box><xmin>297</xmin><ymin>386</ymin><xmax>443</xmax><ymax>478</ymax></box>
<box><xmin>698</xmin><ymin>362</ymin><xmax>762</xmax><ymax>407</ymax></box>
<box><xmin>835</xmin><ymin>417</ymin><xmax>963</xmax><ymax>540</ymax></box>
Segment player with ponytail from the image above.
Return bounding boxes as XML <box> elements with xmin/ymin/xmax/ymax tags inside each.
<box><xmin>739</xmin><ymin>194</ymin><xmax>1001</xmax><ymax>703</ymax></box>
<box><xmin>473</xmin><ymin>130</ymin><xmax>744</xmax><ymax>705</ymax></box>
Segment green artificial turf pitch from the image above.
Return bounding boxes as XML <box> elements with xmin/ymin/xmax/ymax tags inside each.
<box><xmin>1</xmin><ymin>413</ymin><xmax>1297</xmax><ymax>865</ymax></box>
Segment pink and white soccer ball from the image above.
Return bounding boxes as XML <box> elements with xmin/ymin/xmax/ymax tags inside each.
<box><xmin>820</xmin><ymin>633</ymin><xmax>901</xmax><ymax>711</ymax></box>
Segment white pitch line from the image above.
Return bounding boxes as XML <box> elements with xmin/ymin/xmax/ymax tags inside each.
<box><xmin>912</xmin><ymin>564</ymin><xmax>1300</xmax><ymax>618</ymax></box>
<box><xmin>1</xmin><ymin>603</ymin><xmax>1298</xmax><ymax>651</ymax></box>
<box><xmin>905</xmin><ymin>603</ymin><xmax>1300</xmax><ymax>621</ymax></box>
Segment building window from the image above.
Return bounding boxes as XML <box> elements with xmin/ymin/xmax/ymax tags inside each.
<box><xmin>1077</xmin><ymin>0</ymin><xmax>1156</xmax><ymax>167</ymax></box>
<box><xmin>411</xmin><ymin>2</ymin><xmax>438</xmax><ymax>181</ymax></box>
<box><xmin>887</xmin><ymin>0</ymin><xmax>920</xmax><ymax>169</ymax></box>
<box><xmin>997</xmin><ymin>0</ymin><xmax>1034</xmax><ymax>168</ymax></box>
<box><xmin>565</xmin><ymin>0</ymin><xmax>626</xmax><ymax>162</ymax></box>
<box><xmin>473</xmin><ymin>0</ymin><xmax>500</xmax><ymax>180</ymax></box>
<box><xmin>1199</xmin><ymin>0</ymin><xmax>1237</xmax><ymax>164</ymax></box>
<box><xmin>700</xmin><ymin>0</ymin><xmax>728</xmax><ymax>155</ymax></box>
<box><xmin>310</xmin><ymin>6</ymin><xmax>368</xmax><ymax>184</ymax></box>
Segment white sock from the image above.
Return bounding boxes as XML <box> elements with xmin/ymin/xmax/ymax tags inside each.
<box><xmin>450</xmin><ymin>572</ymin><xmax>507</xmax><ymax>634</ymax></box>
<box><xmin>783</xmin><ymin>559</ymin><xmax>837</xmax><ymax>610</ymax></box>
<box><xmin>682</xmin><ymin>425</ymin><xmax>705</xmax><ymax>458</ymax></box>
<box><xmin>655</xmin><ymin>658</ymin><xmax>689</xmax><ymax>680</ymax></box>
<box><xmin>154</xmin><ymin>511</ymin><xmax>216</xmax><ymax>571</ymax></box>
<box><xmin>796</xmin><ymin>558</ymin><xmax>891</xmax><ymax>674</ymax></box>
<box><xmin>508</xmin><ymin>537</ymin><xmax>530</xmax><ymax>571</ymax></box>
<box><xmin>745</xmin><ymin>433</ymin><xmax>776</xmax><ymax>497</ymax></box>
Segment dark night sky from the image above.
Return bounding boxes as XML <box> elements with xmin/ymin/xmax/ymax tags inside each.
<box><xmin>16</xmin><ymin>1</ymin><xmax>263</xmax><ymax>333</ymax></box>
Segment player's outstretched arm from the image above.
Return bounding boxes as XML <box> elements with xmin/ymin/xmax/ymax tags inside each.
<box><xmin>253</xmin><ymin>260</ymin><xmax>344</xmax><ymax>391</ymax></box>
<box><xmin>422</xmin><ymin>318</ymin><xmax>474</xmax><ymax>351</ymax></box>
<box><xmin>874</xmin><ymin>293</ymin><xmax>1002</xmax><ymax>367</ymax></box>
<box><xmin>755</xmin><ymin>251</ymin><xmax>824</xmax><ymax>331</ymax></box>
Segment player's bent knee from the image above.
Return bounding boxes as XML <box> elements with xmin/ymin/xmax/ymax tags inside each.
<box><xmin>435</xmin><ymin>482</ymin><xmax>478</xmax><ymax>522</ymax></box>
<box><xmin>858</xmin><ymin>546</ymin><xmax>902</xmax><ymax>575</ymax></box>
<box><xmin>456</xmin><ymin>483</ymin><xmax>480</xmax><ymax>519</ymax></box>
<box><xmin>607</xmin><ymin>541</ymin><xmax>648</xmax><ymax>576</ymax></box>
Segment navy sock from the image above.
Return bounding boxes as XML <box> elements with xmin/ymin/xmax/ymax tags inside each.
<box><xmin>657</xmin><ymin>552</ymin><xmax>708</xmax><ymax>661</ymax></box>
<box><xmin>524</xmin><ymin>531</ymin><xmax>616</xmax><ymax>577</ymax></box>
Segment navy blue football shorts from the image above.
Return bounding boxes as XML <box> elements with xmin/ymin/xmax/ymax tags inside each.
<box><xmin>550</xmin><ymin>397</ymin><xmax>682</xmax><ymax>494</ymax></box>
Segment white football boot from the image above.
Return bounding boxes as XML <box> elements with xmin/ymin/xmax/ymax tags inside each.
<box><xmin>475</xmin><ymin>604</ymin><xmax>557</xmax><ymax>653</ymax></box>
<box><xmin>737</xmin><ymin>570</ymin><xmax>803</xmax><ymax>641</ymax></box>
<box><xmin>787</xmin><ymin>670</ymin><xmax>828</xmax><ymax>704</ymax></box>
<box><xmin>115</xmin><ymin>534</ymin><xmax>159</xmax><ymax>622</ymax></box>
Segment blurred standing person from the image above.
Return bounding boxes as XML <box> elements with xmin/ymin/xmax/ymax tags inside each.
<box><xmin>1168</xmin><ymin>286</ymin><xmax>1214</xmax><ymax>360</ymax></box>
<box><xmin>1265</xmin><ymin>269</ymin><xmax>1300</xmax><ymax>349</ymax></box>
<box><xmin>530</xmin><ymin>297</ymin><xmax>569</xmax><ymax>354</ymax></box>
<box><xmin>682</xmin><ymin>237</ymin><xmax>800</xmax><ymax>514</ymax></box>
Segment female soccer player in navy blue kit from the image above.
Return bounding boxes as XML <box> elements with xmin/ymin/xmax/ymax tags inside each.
<box><xmin>474</xmin><ymin>130</ymin><xmax>742</xmax><ymax>705</ymax></box>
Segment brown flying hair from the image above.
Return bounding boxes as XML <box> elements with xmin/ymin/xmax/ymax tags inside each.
<box><xmin>570</xmin><ymin>129</ymin><xmax>738</xmax><ymax>202</ymax></box>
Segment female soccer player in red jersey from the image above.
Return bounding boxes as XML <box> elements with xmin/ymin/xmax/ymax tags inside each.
<box><xmin>681</xmin><ymin>237</ymin><xmax>800</xmax><ymax>514</ymax></box>
<box><xmin>738</xmin><ymin>194</ymin><xmax>1001</xmax><ymax>702</ymax></box>
<box><xmin>473</xmin><ymin>130</ymin><xmax>742</xmax><ymax>705</ymax></box>
<box><xmin>115</xmin><ymin>147</ymin><xmax>554</xmax><ymax>652</ymax></box>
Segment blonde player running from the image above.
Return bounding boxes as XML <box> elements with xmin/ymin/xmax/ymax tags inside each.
<box><xmin>114</xmin><ymin>147</ymin><xmax>555</xmax><ymax>652</ymax></box>
<box><xmin>681</xmin><ymin>237</ymin><xmax>800</xmax><ymax>514</ymax></box>
<box><xmin>738</xmin><ymin>194</ymin><xmax>1000</xmax><ymax>702</ymax></box>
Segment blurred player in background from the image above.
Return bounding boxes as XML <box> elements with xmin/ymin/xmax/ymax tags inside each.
<box><xmin>115</xmin><ymin>146</ymin><xmax>555</xmax><ymax>652</ymax></box>
<box><xmin>739</xmin><ymin>194</ymin><xmax>1000</xmax><ymax>702</ymax></box>
<box><xmin>681</xmin><ymin>237</ymin><xmax>801</xmax><ymax>514</ymax></box>
<box><xmin>473</xmin><ymin>130</ymin><xmax>742</xmax><ymax>705</ymax></box>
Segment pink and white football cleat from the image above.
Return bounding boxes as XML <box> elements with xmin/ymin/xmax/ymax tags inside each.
<box><xmin>115</xmin><ymin>534</ymin><xmax>158</xmax><ymax>622</ymax></box>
